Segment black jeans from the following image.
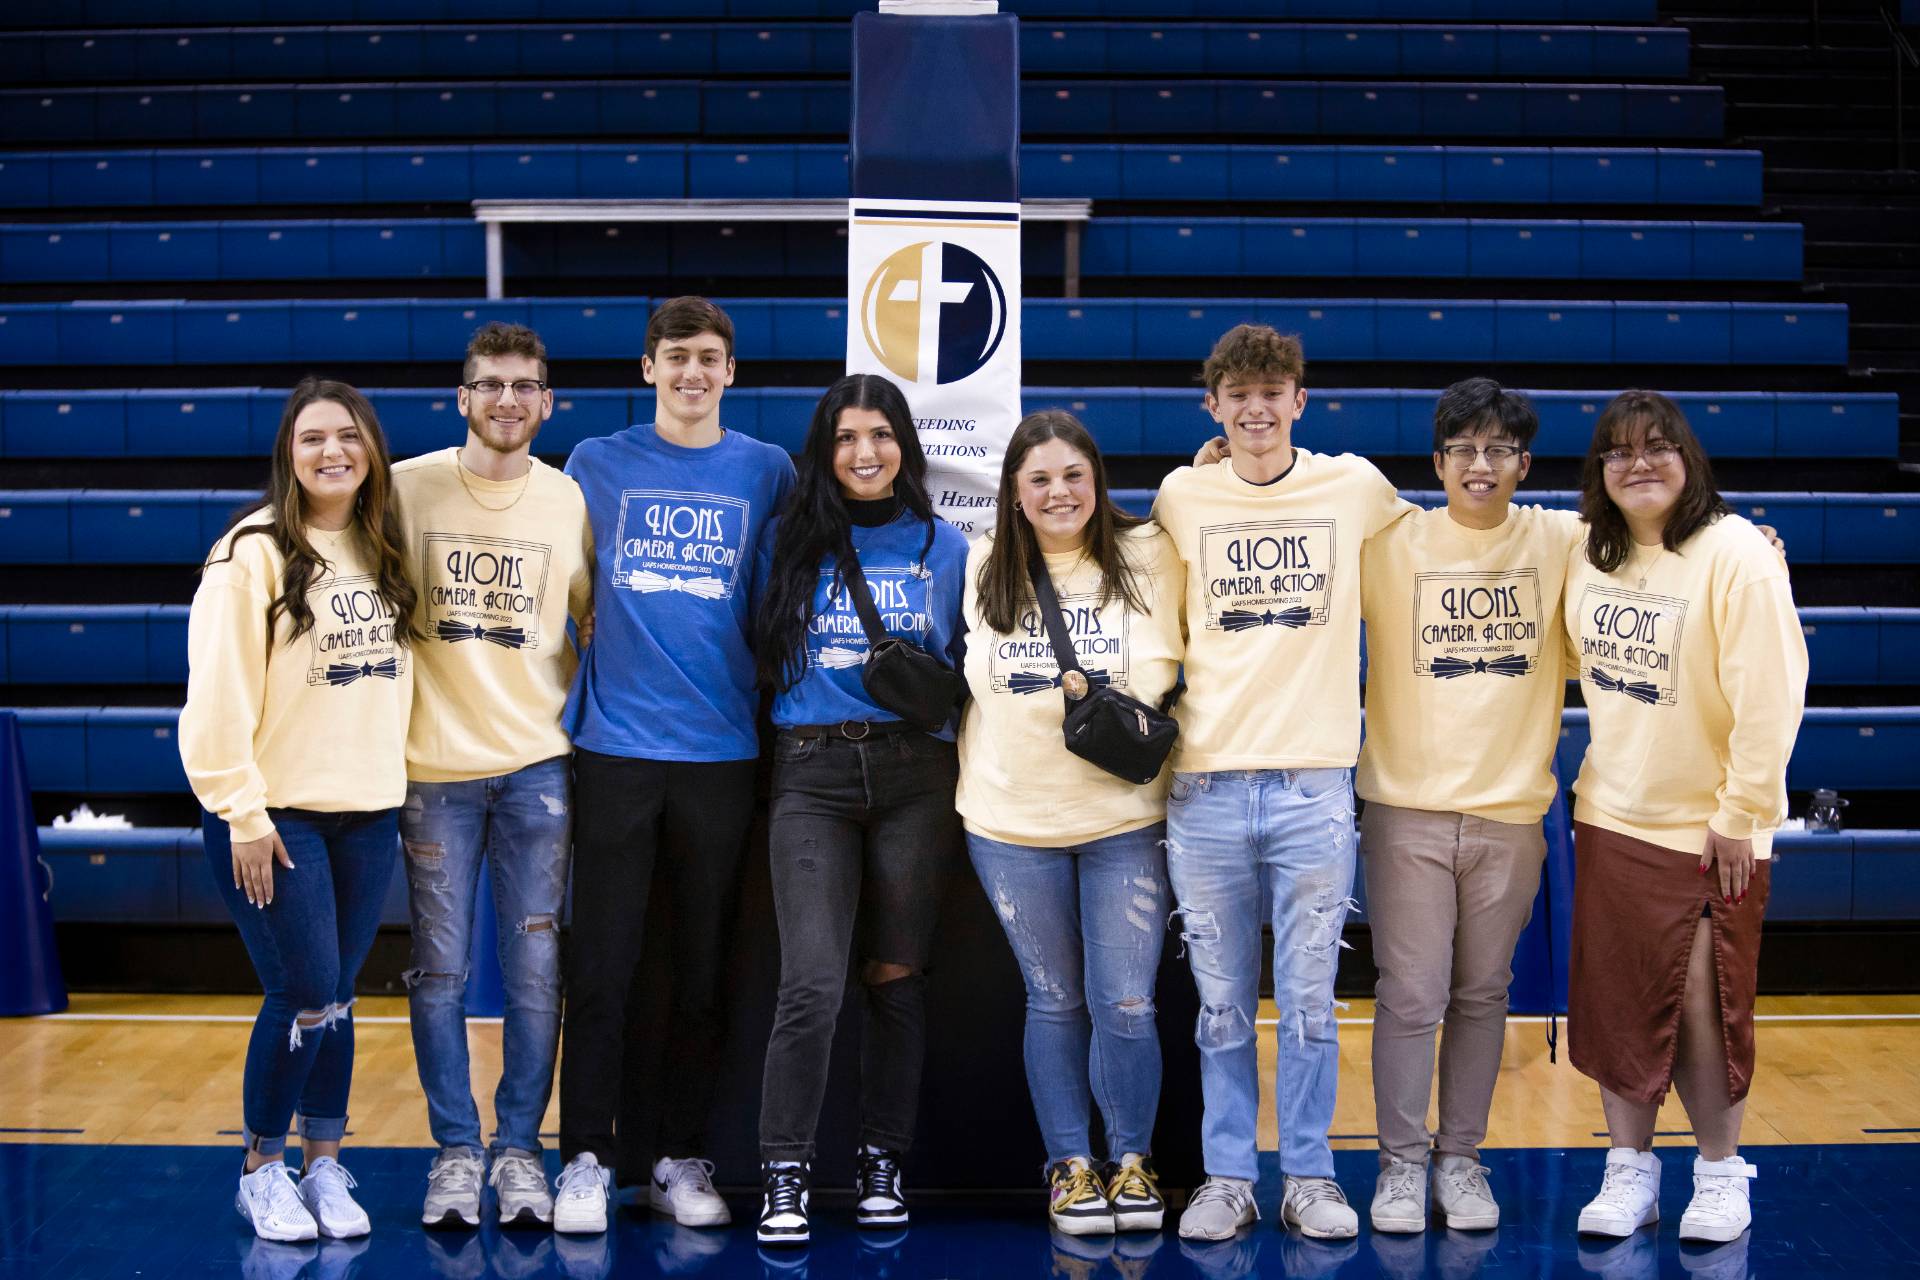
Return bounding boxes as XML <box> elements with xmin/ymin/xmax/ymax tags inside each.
<box><xmin>758</xmin><ymin>730</ymin><xmax>961</xmax><ymax>1162</ymax></box>
<box><xmin>560</xmin><ymin>750</ymin><xmax>757</xmax><ymax>1166</ymax></box>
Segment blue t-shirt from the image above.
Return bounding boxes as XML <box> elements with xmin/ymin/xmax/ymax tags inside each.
<box><xmin>771</xmin><ymin>512</ymin><xmax>970</xmax><ymax>736</ymax></box>
<box><xmin>565</xmin><ymin>424</ymin><xmax>796</xmax><ymax>761</ymax></box>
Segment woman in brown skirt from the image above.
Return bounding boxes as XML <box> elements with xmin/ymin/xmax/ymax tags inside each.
<box><xmin>1561</xmin><ymin>390</ymin><xmax>1806</xmax><ymax>1244</ymax></box>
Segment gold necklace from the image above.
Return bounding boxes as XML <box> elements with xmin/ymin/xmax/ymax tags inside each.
<box><xmin>1631</xmin><ymin>542</ymin><xmax>1666</xmax><ymax>590</ymax></box>
<box><xmin>455</xmin><ymin>452</ymin><xmax>533</xmax><ymax>513</ymax></box>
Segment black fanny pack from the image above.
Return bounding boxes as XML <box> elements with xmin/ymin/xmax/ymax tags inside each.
<box><xmin>837</xmin><ymin>539</ymin><xmax>966</xmax><ymax>732</ymax></box>
<box><xmin>1028</xmin><ymin>544</ymin><xmax>1183</xmax><ymax>786</ymax></box>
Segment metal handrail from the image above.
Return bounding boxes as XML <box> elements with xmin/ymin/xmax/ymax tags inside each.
<box><xmin>1883</xmin><ymin>8</ymin><xmax>1919</xmax><ymax>170</ymax></box>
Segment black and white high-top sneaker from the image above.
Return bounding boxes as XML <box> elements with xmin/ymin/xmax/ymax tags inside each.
<box><xmin>757</xmin><ymin>1163</ymin><xmax>811</xmax><ymax>1246</ymax></box>
<box><xmin>854</xmin><ymin>1147</ymin><xmax>909</xmax><ymax>1228</ymax></box>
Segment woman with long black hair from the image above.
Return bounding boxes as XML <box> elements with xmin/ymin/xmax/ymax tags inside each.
<box><xmin>179</xmin><ymin>378</ymin><xmax>418</xmax><ymax>1241</ymax></box>
<box><xmin>957</xmin><ymin>410</ymin><xmax>1186</xmax><ymax>1236</ymax></box>
<box><xmin>751</xmin><ymin>373</ymin><xmax>969</xmax><ymax>1247</ymax></box>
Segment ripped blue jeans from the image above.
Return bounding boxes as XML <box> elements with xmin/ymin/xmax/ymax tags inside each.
<box><xmin>1165</xmin><ymin>768</ymin><xmax>1356</xmax><ymax>1181</ymax></box>
<box><xmin>966</xmin><ymin>823</ymin><xmax>1168</xmax><ymax>1166</ymax></box>
<box><xmin>202</xmin><ymin>807</ymin><xmax>398</xmax><ymax>1158</ymax></box>
<box><xmin>401</xmin><ymin>756</ymin><xmax>571</xmax><ymax>1158</ymax></box>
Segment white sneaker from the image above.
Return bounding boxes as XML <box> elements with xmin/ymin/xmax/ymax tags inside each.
<box><xmin>650</xmin><ymin>1156</ymin><xmax>732</xmax><ymax>1227</ymax></box>
<box><xmin>491</xmin><ymin>1150</ymin><xmax>556</xmax><ymax>1227</ymax></box>
<box><xmin>1281</xmin><ymin>1176</ymin><xmax>1358</xmax><ymax>1240</ymax></box>
<box><xmin>296</xmin><ymin>1156</ymin><xmax>370</xmax><ymax>1239</ymax></box>
<box><xmin>1578</xmin><ymin>1148</ymin><xmax>1662</xmax><ymax>1237</ymax></box>
<box><xmin>1369</xmin><ymin>1159</ymin><xmax>1427</xmax><ymax>1234</ymax></box>
<box><xmin>553</xmin><ymin>1153</ymin><xmax>612</xmax><ymax>1235</ymax></box>
<box><xmin>421</xmin><ymin>1149</ymin><xmax>484</xmax><ymax>1229</ymax></box>
<box><xmin>1176</xmin><ymin>1176</ymin><xmax>1258</xmax><ymax>1241</ymax></box>
<box><xmin>235</xmin><ymin>1161</ymin><xmax>319</xmax><ymax>1243</ymax></box>
<box><xmin>1432</xmin><ymin>1154</ymin><xmax>1499</xmax><ymax>1230</ymax></box>
<box><xmin>1677</xmin><ymin>1155</ymin><xmax>1755</xmax><ymax>1243</ymax></box>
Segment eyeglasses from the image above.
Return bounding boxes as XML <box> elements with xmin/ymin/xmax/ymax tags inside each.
<box><xmin>1440</xmin><ymin>443</ymin><xmax>1523</xmax><ymax>466</ymax></box>
<box><xmin>462</xmin><ymin>379</ymin><xmax>547</xmax><ymax>402</ymax></box>
<box><xmin>1601</xmin><ymin>442</ymin><xmax>1679</xmax><ymax>472</ymax></box>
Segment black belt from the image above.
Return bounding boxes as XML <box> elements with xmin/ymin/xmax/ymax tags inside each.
<box><xmin>786</xmin><ymin>720</ymin><xmax>921</xmax><ymax>741</ymax></box>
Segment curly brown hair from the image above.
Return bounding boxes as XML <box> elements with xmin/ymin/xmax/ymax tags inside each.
<box><xmin>1201</xmin><ymin>323</ymin><xmax>1306</xmax><ymax>395</ymax></box>
<box><xmin>463</xmin><ymin>321</ymin><xmax>548</xmax><ymax>383</ymax></box>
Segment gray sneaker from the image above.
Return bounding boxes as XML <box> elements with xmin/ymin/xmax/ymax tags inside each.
<box><xmin>422</xmin><ymin>1149</ymin><xmax>485</xmax><ymax>1229</ymax></box>
<box><xmin>1177</xmin><ymin>1176</ymin><xmax>1259</xmax><ymax>1241</ymax></box>
<box><xmin>491</xmin><ymin>1149</ymin><xmax>555</xmax><ymax>1227</ymax></box>
<box><xmin>1281</xmin><ymin>1176</ymin><xmax>1358</xmax><ymax>1240</ymax></box>
<box><xmin>1432</xmin><ymin>1154</ymin><xmax>1499</xmax><ymax>1230</ymax></box>
<box><xmin>1369</xmin><ymin>1159</ymin><xmax>1428</xmax><ymax>1234</ymax></box>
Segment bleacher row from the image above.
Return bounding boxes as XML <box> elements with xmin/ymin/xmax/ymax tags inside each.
<box><xmin>2</xmin><ymin>0</ymin><xmax>1668</xmax><ymax>30</ymax></box>
<box><xmin>0</xmin><ymin>215</ymin><xmax>1806</xmax><ymax>284</ymax></box>
<box><xmin>0</xmin><ymin>386</ymin><xmax>1896</xmax><ymax>460</ymax></box>
<box><xmin>0</xmin><ymin>143</ymin><xmax>1767</xmax><ymax>207</ymax></box>
<box><xmin>6</xmin><ymin>604</ymin><xmax>1916</xmax><ymax>687</ymax></box>
<box><xmin>22</xmin><ymin>712</ymin><xmax>1919</xmax><ymax>926</ymax></box>
<box><xmin>4</xmin><ymin>23</ymin><xmax>1692</xmax><ymax>81</ymax></box>
<box><xmin>0</xmin><ymin>296</ymin><xmax>1853</xmax><ymax>366</ymax></box>
<box><xmin>5</xmin><ymin>489</ymin><xmax>1916</xmax><ymax>566</ymax></box>
<box><xmin>0</xmin><ymin>79</ymin><xmax>1727</xmax><ymax>145</ymax></box>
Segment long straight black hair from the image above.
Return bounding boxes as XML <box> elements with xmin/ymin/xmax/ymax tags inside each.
<box><xmin>755</xmin><ymin>374</ymin><xmax>937</xmax><ymax>693</ymax></box>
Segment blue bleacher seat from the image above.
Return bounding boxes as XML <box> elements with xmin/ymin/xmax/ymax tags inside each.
<box><xmin>472</xmin><ymin>144</ymin><xmax>581</xmax><ymax>199</ymax></box>
<box><xmin>131</xmin><ymin>391</ymin><xmax>252</xmax><ymax>458</ymax></box>
<box><xmin>690</xmin><ymin>145</ymin><xmax>798</xmax><ymax>199</ymax></box>
<box><xmin>1613</xmin><ymin>300</ymin><xmax>1731</xmax><ymax>364</ymax></box>
<box><xmin>1666</xmin><ymin>392</ymin><xmax>1773</xmax><ymax>458</ymax></box>
<box><xmin>195</xmin><ymin>86</ymin><xmax>297</xmax><ymax>142</ymax></box>
<box><xmin>1336</xmin><ymin>146</ymin><xmax>1445</xmax><ymax>201</ymax></box>
<box><xmin>1228</xmin><ymin>146</ymin><xmax>1339</xmax><ymax>201</ymax></box>
<box><xmin>1024</xmin><ymin>299</ymin><xmax>1134</xmax><ymax>361</ymax></box>
<box><xmin>1774</xmin><ymin>392</ymin><xmax>1898</xmax><ymax>460</ymax></box>
<box><xmin>1</xmin><ymin>224</ymin><xmax>110</xmax><ymax>283</ymax></box>
<box><xmin>1023</xmin><ymin>144</ymin><xmax>1121</xmax><ymax>199</ymax></box>
<box><xmin>524</xmin><ymin>298</ymin><xmax>653</xmax><ymax>360</ymax></box>
<box><xmin>1551</xmin><ymin>147</ymin><xmax>1656</xmax><ymax>203</ymax></box>
<box><xmin>1134</xmin><ymin>300</ymin><xmax>1269</xmax><ymax>359</ymax></box>
<box><xmin>1217</xmin><ymin>83</ymin><xmax>1319</xmax><ymax>137</ymax></box>
<box><xmin>0</xmin><ymin>153</ymin><xmax>52</xmax><ymax>209</ymax></box>
<box><xmin>1656</xmin><ymin>147</ymin><xmax>1759</xmax><ymax>204</ymax></box>
<box><xmin>1469</xmin><ymin>217</ymin><xmax>1581</xmax><ymax>278</ymax></box>
<box><xmin>1314</xmin><ymin>389</ymin><xmax>1400</xmax><ymax>455</ymax></box>
<box><xmin>38</xmin><ymin>828</ymin><xmax>182</xmax><ymax>925</ymax></box>
<box><xmin>88</xmin><ymin>707</ymin><xmax>189</xmax><ymax>793</ymax></box>
<box><xmin>1825</xmin><ymin>495</ymin><xmax>1920</xmax><ymax>565</ymax></box>
<box><xmin>1766</xmin><ymin>832</ymin><xmax>1853</xmax><ymax>921</ymax></box>
<box><xmin>1497</xmin><ymin>25</ymin><xmax>1593</xmax><ymax>76</ymax></box>
<box><xmin>258</xmin><ymin>146</ymin><xmax>368</xmax><ymax>203</ymax></box>
<box><xmin>365</xmin><ymin>146</ymin><xmax>473</xmax><ymax>201</ymax></box>
<box><xmin>47</xmin><ymin>150</ymin><xmax>156</xmax><ymax>207</ymax></box>
<box><xmin>5</xmin><ymin>606</ymin><xmax>149</xmax><ymax>684</ymax></box>
<box><xmin>1581</xmin><ymin>219</ymin><xmax>1691</xmax><ymax>279</ymax></box>
<box><xmin>1852</xmin><ymin>831</ymin><xmax>1920</xmax><ymax>922</ymax></box>
<box><xmin>1126</xmin><ymin>218</ymin><xmax>1237</xmax><ymax>275</ymax></box>
<box><xmin>767</xmin><ymin>300</ymin><xmax>848</xmax><ymax>361</ymax></box>
<box><xmin>57</xmin><ymin>301</ymin><xmax>176</xmax><ymax>365</ymax></box>
<box><xmin>1880</xmin><ymin>610</ymin><xmax>1920</xmax><ymax>683</ymax></box>
<box><xmin>1403</xmin><ymin>26</ymin><xmax>1500</xmax><ymax>77</ymax></box>
<box><xmin>1797</xmin><ymin>607</ymin><xmax>1879</xmax><ymax>687</ymax></box>
<box><xmin>584</xmin><ymin>143</ymin><xmax>688</xmax><ymax>198</ymax></box>
<box><xmin>13</xmin><ymin>708</ymin><xmax>86</xmax><ymax>792</ymax></box>
<box><xmin>219</xmin><ymin>220</ymin><xmax>332</xmax><ymax>280</ymax></box>
<box><xmin>1355</xmin><ymin>218</ymin><xmax>1468</xmax><ymax>277</ymax></box>
<box><xmin>1025</xmin><ymin>388</ymin><xmax>1145</xmax><ymax>455</ymax></box>
<box><xmin>1139</xmin><ymin>390</ymin><xmax>1213</xmax><ymax>455</ymax></box>
<box><xmin>1378</xmin><ymin>299</ymin><xmax>1496</xmax><ymax>360</ymax></box>
<box><xmin>0</xmin><ymin>492</ymin><xmax>73</xmax><ymax>562</ymax></box>
<box><xmin>69</xmin><ymin>492</ymin><xmax>204</xmax><ymax>565</ymax></box>
<box><xmin>1692</xmin><ymin>222</ymin><xmax>1800</xmax><ymax>282</ymax></box>
<box><xmin>1243</xmin><ymin>218</ymin><xmax>1358</xmax><ymax>277</ymax></box>
<box><xmin>3</xmin><ymin>391</ymin><xmax>126</xmax><ymax>458</ymax></box>
<box><xmin>1625</xmin><ymin>84</ymin><xmax>1721</xmax><ymax>138</ymax></box>
<box><xmin>1793</xmin><ymin>708</ymin><xmax>1920</xmax><ymax>791</ymax></box>
<box><xmin>156</xmin><ymin>150</ymin><xmax>261</xmax><ymax>205</ymax></box>
<box><xmin>109</xmin><ymin>221</ymin><xmax>220</xmax><ymax>281</ymax></box>
<box><xmin>1725</xmin><ymin>493</ymin><xmax>1826</xmax><ymax>560</ymax></box>
<box><xmin>1260</xmin><ymin>299</ymin><xmax>1376</xmax><ymax>359</ymax></box>
<box><xmin>290</xmin><ymin>299</ymin><xmax>413</xmax><ymax>361</ymax></box>
<box><xmin>752</xmin><ymin>389</ymin><xmax>815</xmax><ymax>454</ymax></box>
<box><xmin>173</xmin><ymin>302</ymin><xmax>294</xmax><ymax>364</ymax></box>
<box><xmin>1421</xmin><ymin>83</ymin><xmax>1528</xmax><ymax>137</ymax></box>
<box><xmin>1321</xmin><ymin>83</ymin><xmax>1424</xmax><ymax>136</ymax></box>
<box><xmin>1730</xmin><ymin>302</ymin><xmax>1849</xmax><ymax>365</ymax></box>
<box><xmin>1121</xmin><ymin>146</ymin><xmax>1231</xmax><ymax>201</ymax></box>
<box><xmin>1525</xmin><ymin>84</ymin><xmax>1624</xmax><ymax>137</ymax></box>
<box><xmin>1445</xmin><ymin>148</ymin><xmax>1553</xmax><ymax>204</ymax></box>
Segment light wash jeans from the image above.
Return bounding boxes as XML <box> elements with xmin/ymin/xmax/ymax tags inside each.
<box><xmin>400</xmin><ymin>755</ymin><xmax>571</xmax><ymax>1158</ymax></box>
<box><xmin>966</xmin><ymin>822</ymin><xmax>1169</xmax><ymax>1166</ymax></box>
<box><xmin>1165</xmin><ymin>768</ymin><xmax>1357</xmax><ymax>1182</ymax></box>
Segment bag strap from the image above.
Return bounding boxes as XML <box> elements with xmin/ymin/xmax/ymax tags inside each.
<box><xmin>1024</xmin><ymin>542</ymin><xmax>1088</xmax><ymax>688</ymax></box>
<box><xmin>1027</xmin><ymin>540</ymin><xmax>1187</xmax><ymax>713</ymax></box>
<box><xmin>835</xmin><ymin>537</ymin><xmax>893</xmax><ymax>648</ymax></box>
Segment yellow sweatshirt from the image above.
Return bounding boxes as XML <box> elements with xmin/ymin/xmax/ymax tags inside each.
<box><xmin>180</xmin><ymin>511</ymin><xmax>413</xmax><ymax>842</ymax></box>
<box><xmin>1153</xmin><ymin>450</ymin><xmax>1414</xmax><ymax>772</ymax></box>
<box><xmin>1565</xmin><ymin>514</ymin><xmax>1807</xmax><ymax>858</ymax></box>
<box><xmin>957</xmin><ymin>526</ymin><xmax>1187</xmax><ymax>847</ymax></box>
<box><xmin>1358</xmin><ymin>503</ymin><xmax>1583</xmax><ymax>824</ymax></box>
<box><xmin>393</xmin><ymin>449</ymin><xmax>593</xmax><ymax>782</ymax></box>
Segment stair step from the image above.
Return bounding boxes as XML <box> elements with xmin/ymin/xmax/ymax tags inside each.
<box><xmin>1854</xmin><ymin>323</ymin><xmax>1920</xmax><ymax>353</ymax></box>
<box><xmin>1766</xmin><ymin>166</ymin><xmax>1920</xmax><ymax>194</ymax></box>
<box><xmin>1807</xmin><ymin>244</ymin><xmax>1920</xmax><ymax>269</ymax></box>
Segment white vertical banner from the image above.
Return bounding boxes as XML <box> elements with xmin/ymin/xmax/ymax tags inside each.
<box><xmin>846</xmin><ymin>196</ymin><xmax>1021</xmax><ymax>539</ymax></box>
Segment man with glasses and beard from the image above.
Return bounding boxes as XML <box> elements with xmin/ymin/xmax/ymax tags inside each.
<box><xmin>392</xmin><ymin>321</ymin><xmax>594</xmax><ymax>1231</ymax></box>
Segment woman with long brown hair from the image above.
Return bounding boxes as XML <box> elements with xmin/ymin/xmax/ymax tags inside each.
<box><xmin>1563</xmin><ymin>390</ymin><xmax>1805</xmax><ymax>1245</ymax></box>
<box><xmin>957</xmin><ymin>410</ymin><xmax>1186</xmax><ymax>1236</ymax></box>
<box><xmin>179</xmin><ymin>377</ymin><xmax>418</xmax><ymax>1242</ymax></box>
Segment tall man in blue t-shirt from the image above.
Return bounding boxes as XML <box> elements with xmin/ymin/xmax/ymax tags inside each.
<box><xmin>552</xmin><ymin>297</ymin><xmax>796</xmax><ymax>1235</ymax></box>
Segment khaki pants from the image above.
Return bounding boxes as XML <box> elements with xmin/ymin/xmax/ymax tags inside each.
<box><xmin>1359</xmin><ymin>802</ymin><xmax>1547</xmax><ymax>1167</ymax></box>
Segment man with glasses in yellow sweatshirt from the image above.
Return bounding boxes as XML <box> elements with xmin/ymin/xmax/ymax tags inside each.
<box><xmin>392</xmin><ymin>322</ymin><xmax>594</xmax><ymax>1231</ymax></box>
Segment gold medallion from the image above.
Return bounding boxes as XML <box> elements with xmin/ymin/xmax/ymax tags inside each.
<box><xmin>1061</xmin><ymin>670</ymin><xmax>1089</xmax><ymax>699</ymax></box>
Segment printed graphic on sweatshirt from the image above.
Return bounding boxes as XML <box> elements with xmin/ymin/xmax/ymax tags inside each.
<box><xmin>807</xmin><ymin>566</ymin><xmax>933</xmax><ymax>671</ymax></box>
<box><xmin>1197</xmin><ymin>519</ymin><xmax>1335</xmax><ymax>632</ymax></box>
<box><xmin>1411</xmin><ymin>569</ymin><xmax>1543</xmax><ymax>679</ymax></box>
<box><xmin>988</xmin><ymin>592</ymin><xmax>1132</xmax><ymax>695</ymax></box>
<box><xmin>1576</xmin><ymin>584</ymin><xmax>1687</xmax><ymax>707</ymax></box>
<box><xmin>612</xmin><ymin>490</ymin><xmax>749</xmax><ymax>601</ymax></box>
<box><xmin>422</xmin><ymin>533</ymin><xmax>552</xmax><ymax>651</ymax></box>
<box><xmin>305</xmin><ymin>573</ymin><xmax>407</xmax><ymax>687</ymax></box>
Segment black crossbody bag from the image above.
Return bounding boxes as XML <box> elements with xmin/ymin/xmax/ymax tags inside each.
<box><xmin>1027</xmin><ymin>544</ymin><xmax>1184</xmax><ymax>786</ymax></box>
<box><xmin>835</xmin><ymin>540</ymin><xmax>966</xmax><ymax>731</ymax></box>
